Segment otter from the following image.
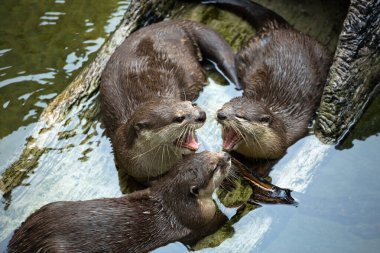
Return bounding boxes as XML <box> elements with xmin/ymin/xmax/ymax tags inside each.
<box><xmin>100</xmin><ymin>20</ymin><xmax>238</xmax><ymax>182</ymax></box>
<box><xmin>7</xmin><ymin>151</ymin><xmax>231</xmax><ymax>253</ymax></box>
<box><xmin>204</xmin><ymin>0</ymin><xmax>331</xmax><ymax>170</ymax></box>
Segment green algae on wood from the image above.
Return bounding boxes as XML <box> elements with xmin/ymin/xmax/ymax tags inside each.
<box><xmin>0</xmin><ymin>145</ymin><xmax>46</xmax><ymax>206</ymax></box>
<box><xmin>172</xmin><ymin>3</ymin><xmax>255</xmax><ymax>51</ymax></box>
<box><xmin>316</xmin><ymin>0</ymin><xmax>380</xmax><ymax>144</ymax></box>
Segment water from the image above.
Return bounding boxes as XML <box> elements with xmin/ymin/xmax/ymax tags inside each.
<box><xmin>1</xmin><ymin>1</ymin><xmax>380</xmax><ymax>252</ymax></box>
<box><xmin>0</xmin><ymin>0</ymin><xmax>130</xmax><ymax>243</ymax></box>
<box><xmin>0</xmin><ymin>0</ymin><xmax>130</xmax><ymax>168</ymax></box>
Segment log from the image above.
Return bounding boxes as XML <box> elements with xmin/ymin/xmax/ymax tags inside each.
<box><xmin>315</xmin><ymin>0</ymin><xmax>380</xmax><ymax>144</ymax></box>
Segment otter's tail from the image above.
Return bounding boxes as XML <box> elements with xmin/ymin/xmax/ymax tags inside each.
<box><xmin>202</xmin><ymin>0</ymin><xmax>289</xmax><ymax>31</ymax></box>
<box><xmin>181</xmin><ymin>21</ymin><xmax>240</xmax><ymax>88</ymax></box>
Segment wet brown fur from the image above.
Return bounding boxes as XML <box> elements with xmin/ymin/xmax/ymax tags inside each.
<box><xmin>100</xmin><ymin>20</ymin><xmax>238</xmax><ymax>180</ymax></box>
<box><xmin>8</xmin><ymin>151</ymin><xmax>231</xmax><ymax>253</ymax></box>
<box><xmin>209</xmin><ymin>0</ymin><xmax>331</xmax><ymax>164</ymax></box>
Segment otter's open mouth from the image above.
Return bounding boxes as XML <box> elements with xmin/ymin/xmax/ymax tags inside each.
<box><xmin>222</xmin><ymin>127</ymin><xmax>242</xmax><ymax>151</ymax></box>
<box><xmin>175</xmin><ymin>131</ymin><xmax>199</xmax><ymax>151</ymax></box>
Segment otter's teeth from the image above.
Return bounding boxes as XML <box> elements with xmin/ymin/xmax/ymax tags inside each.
<box><xmin>223</xmin><ymin>127</ymin><xmax>241</xmax><ymax>151</ymax></box>
<box><xmin>178</xmin><ymin>132</ymin><xmax>199</xmax><ymax>151</ymax></box>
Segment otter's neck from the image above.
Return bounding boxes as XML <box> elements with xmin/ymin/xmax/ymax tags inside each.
<box><xmin>128</xmin><ymin>140</ymin><xmax>183</xmax><ymax>179</ymax></box>
<box><xmin>112</xmin><ymin>122</ymin><xmax>183</xmax><ymax>180</ymax></box>
<box><xmin>156</xmin><ymin>185</ymin><xmax>216</xmax><ymax>230</ymax></box>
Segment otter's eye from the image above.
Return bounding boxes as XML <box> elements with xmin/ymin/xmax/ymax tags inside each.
<box><xmin>236</xmin><ymin>114</ymin><xmax>248</xmax><ymax>121</ymax></box>
<box><xmin>192</xmin><ymin>102</ymin><xmax>198</xmax><ymax>107</ymax></box>
<box><xmin>213</xmin><ymin>164</ymin><xmax>220</xmax><ymax>173</ymax></box>
<box><xmin>259</xmin><ymin>115</ymin><xmax>271</xmax><ymax>124</ymax></box>
<box><xmin>190</xmin><ymin>186</ymin><xmax>199</xmax><ymax>197</ymax></box>
<box><xmin>174</xmin><ymin>116</ymin><xmax>185</xmax><ymax>123</ymax></box>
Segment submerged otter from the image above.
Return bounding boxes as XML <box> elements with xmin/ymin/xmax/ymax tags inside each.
<box><xmin>204</xmin><ymin>0</ymin><xmax>331</xmax><ymax>166</ymax></box>
<box><xmin>100</xmin><ymin>20</ymin><xmax>238</xmax><ymax>181</ymax></box>
<box><xmin>8</xmin><ymin>151</ymin><xmax>231</xmax><ymax>253</ymax></box>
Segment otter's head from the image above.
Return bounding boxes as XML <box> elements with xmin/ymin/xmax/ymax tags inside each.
<box><xmin>159</xmin><ymin>151</ymin><xmax>231</xmax><ymax>228</ymax></box>
<box><xmin>113</xmin><ymin>99</ymin><xmax>206</xmax><ymax>180</ymax></box>
<box><xmin>170</xmin><ymin>151</ymin><xmax>231</xmax><ymax>197</ymax></box>
<box><xmin>216</xmin><ymin>97</ymin><xmax>287</xmax><ymax>160</ymax></box>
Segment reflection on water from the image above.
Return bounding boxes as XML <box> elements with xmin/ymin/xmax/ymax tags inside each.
<box><xmin>1</xmin><ymin>0</ymin><xmax>380</xmax><ymax>252</ymax></box>
<box><xmin>338</xmin><ymin>95</ymin><xmax>380</xmax><ymax>150</ymax></box>
<box><xmin>0</xmin><ymin>0</ymin><xmax>130</xmax><ymax>161</ymax></box>
<box><xmin>0</xmin><ymin>94</ymin><xmax>123</xmax><ymax>240</ymax></box>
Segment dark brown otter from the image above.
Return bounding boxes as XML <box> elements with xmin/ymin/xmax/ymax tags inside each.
<box><xmin>204</xmin><ymin>0</ymin><xmax>331</xmax><ymax>168</ymax></box>
<box><xmin>8</xmin><ymin>151</ymin><xmax>231</xmax><ymax>253</ymax></box>
<box><xmin>100</xmin><ymin>20</ymin><xmax>238</xmax><ymax>182</ymax></box>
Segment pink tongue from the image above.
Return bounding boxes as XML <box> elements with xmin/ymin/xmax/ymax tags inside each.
<box><xmin>223</xmin><ymin>128</ymin><xmax>240</xmax><ymax>151</ymax></box>
<box><xmin>182</xmin><ymin>133</ymin><xmax>199</xmax><ymax>151</ymax></box>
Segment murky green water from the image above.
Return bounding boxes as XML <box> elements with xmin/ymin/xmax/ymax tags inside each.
<box><xmin>0</xmin><ymin>0</ymin><xmax>129</xmax><ymax>164</ymax></box>
<box><xmin>1</xmin><ymin>0</ymin><xmax>380</xmax><ymax>252</ymax></box>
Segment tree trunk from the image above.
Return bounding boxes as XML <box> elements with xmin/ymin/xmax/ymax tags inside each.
<box><xmin>315</xmin><ymin>0</ymin><xmax>380</xmax><ymax>144</ymax></box>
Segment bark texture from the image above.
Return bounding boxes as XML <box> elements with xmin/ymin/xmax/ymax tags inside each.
<box><xmin>316</xmin><ymin>0</ymin><xmax>380</xmax><ymax>144</ymax></box>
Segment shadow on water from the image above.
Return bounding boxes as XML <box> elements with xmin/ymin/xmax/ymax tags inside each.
<box><xmin>338</xmin><ymin>95</ymin><xmax>380</xmax><ymax>150</ymax></box>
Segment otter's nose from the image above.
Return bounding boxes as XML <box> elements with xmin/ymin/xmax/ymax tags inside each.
<box><xmin>217</xmin><ymin>111</ymin><xmax>227</xmax><ymax>121</ymax></box>
<box><xmin>196</xmin><ymin>111</ymin><xmax>206</xmax><ymax>123</ymax></box>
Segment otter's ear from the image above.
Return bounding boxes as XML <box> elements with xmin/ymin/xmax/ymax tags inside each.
<box><xmin>134</xmin><ymin>121</ymin><xmax>149</xmax><ymax>133</ymax></box>
<box><xmin>190</xmin><ymin>186</ymin><xmax>199</xmax><ymax>197</ymax></box>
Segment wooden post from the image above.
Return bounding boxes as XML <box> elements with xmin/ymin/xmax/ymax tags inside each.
<box><xmin>315</xmin><ymin>0</ymin><xmax>380</xmax><ymax>144</ymax></box>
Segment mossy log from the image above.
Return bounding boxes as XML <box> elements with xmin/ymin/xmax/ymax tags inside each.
<box><xmin>315</xmin><ymin>0</ymin><xmax>380</xmax><ymax>144</ymax></box>
<box><xmin>0</xmin><ymin>0</ymin><xmax>176</xmax><ymax>196</ymax></box>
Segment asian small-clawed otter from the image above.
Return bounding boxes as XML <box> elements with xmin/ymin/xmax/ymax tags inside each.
<box><xmin>100</xmin><ymin>20</ymin><xmax>238</xmax><ymax>182</ymax></box>
<box><xmin>204</xmin><ymin>0</ymin><xmax>331</xmax><ymax>173</ymax></box>
<box><xmin>8</xmin><ymin>151</ymin><xmax>231</xmax><ymax>253</ymax></box>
